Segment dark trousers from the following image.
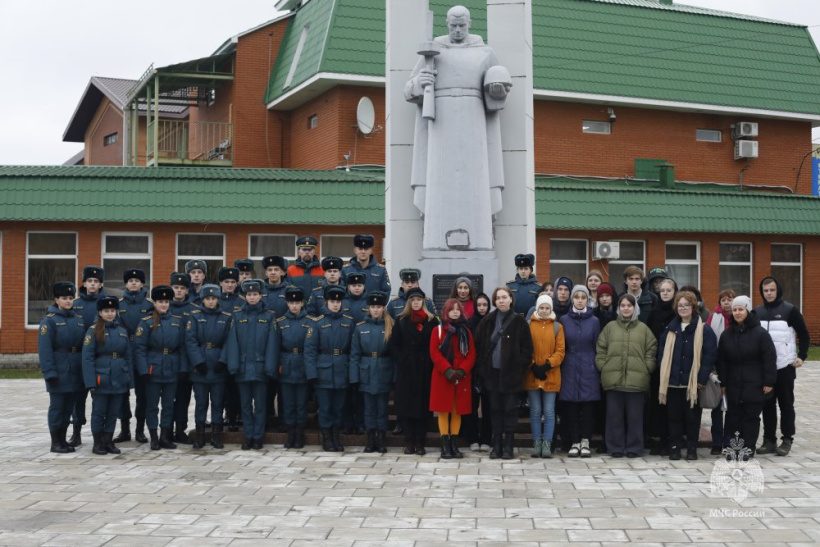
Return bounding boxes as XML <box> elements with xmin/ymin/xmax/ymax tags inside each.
<box><xmin>144</xmin><ymin>381</ymin><xmax>177</xmax><ymax>430</ymax></box>
<box><xmin>464</xmin><ymin>389</ymin><xmax>492</xmax><ymax>445</ymax></box>
<box><xmin>666</xmin><ymin>388</ymin><xmax>703</xmax><ymax>451</ymax></box>
<box><xmin>237</xmin><ymin>381</ymin><xmax>268</xmax><ymax>440</ymax></box>
<box><xmin>647</xmin><ymin>369</ymin><xmax>669</xmax><ymax>445</ymax></box>
<box><xmin>711</xmin><ymin>407</ymin><xmax>728</xmax><ymax>448</ymax></box>
<box><xmin>316</xmin><ymin>387</ymin><xmax>346</xmax><ymax>429</ymax></box>
<box><xmin>725</xmin><ymin>400</ymin><xmax>765</xmax><ymax>455</ymax></box>
<box><xmin>47</xmin><ymin>391</ymin><xmax>79</xmax><ymax>432</ymax></box>
<box><xmin>224</xmin><ymin>377</ymin><xmax>241</xmax><ymax>425</ymax></box>
<box><xmin>192</xmin><ymin>382</ymin><xmax>226</xmax><ymax>425</ymax></box>
<box><xmin>173</xmin><ymin>376</ymin><xmax>193</xmax><ymax>429</ymax></box>
<box><xmin>605</xmin><ymin>391</ymin><xmax>645</xmax><ymax>455</ymax></box>
<box><xmin>121</xmin><ymin>374</ymin><xmax>146</xmax><ymax>421</ymax></box>
<box><xmin>363</xmin><ymin>392</ymin><xmax>390</xmax><ymax>430</ymax></box>
<box><xmin>762</xmin><ymin>365</ymin><xmax>796</xmax><ymax>442</ymax></box>
<box><xmin>564</xmin><ymin>400</ymin><xmax>594</xmax><ymax>443</ymax></box>
<box><xmin>265</xmin><ymin>379</ymin><xmax>280</xmax><ymax>427</ymax></box>
<box><xmin>343</xmin><ymin>385</ymin><xmax>365</xmax><ymax>430</ymax></box>
<box><xmin>488</xmin><ymin>389</ymin><xmax>519</xmax><ymax>436</ymax></box>
<box><xmin>403</xmin><ymin>415</ymin><xmax>429</xmax><ymax>448</ymax></box>
<box><xmin>91</xmin><ymin>392</ymin><xmax>125</xmax><ymax>434</ymax></box>
<box><xmin>280</xmin><ymin>383</ymin><xmax>308</xmax><ymax>426</ymax></box>
<box><xmin>71</xmin><ymin>389</ymin><xmax>89</xmax><ymax>426</ymax></box>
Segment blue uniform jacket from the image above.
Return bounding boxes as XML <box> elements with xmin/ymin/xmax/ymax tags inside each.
<box><xmin>306</xmin><ymin>280</ymin><xmax>346</xmax><ymax>317</ymax></box>
<box><xmin>72</xmin><ymin>287</ymin><xmax>106</xmax><ymax>328</ymax></box>
<box><xmin>37</xmin><ymin>305</ymin><xmax>86</xmax><ymax>393</ymax></box>
<box><xmin>81</xmin><ymin>321</ymin><xmax>134</xmax><ymax>394</ymax></box>
<box><xmin>171</xmin><ymin>297</ymin><xmax>199</xmax><ymax>320</ymax></box>
<box><xmin>275</xmin><ymin>309</ymin><xmax>312</xmax><ymax>384</ymax></box>
<box><xmin>658</xmin><ymin>316</ymin><xmax>717</xmax><ymax>387</ymax></box>
<box><xmin>134</xmin><ymin>313</ymin><xmax>189</xmax><ymax>383</ymax></box>
<box><xmin>119</xmin><ymin>288</ymin><xmax>154</xmax><ymax>338</ymax></box>
<box><xmin>342</xmin><ymin>293</ymin><xmax>369</xmax><ymax>324</ymax></box>
<box><xmin>349</xmin><ymin>317</ymin><xmax>396</xmax><ymax>395</ymax></box>
<box><xmin>304</xmin><ymin>308</ymin><xmax>355</xmax><ymax>389</ymax></box>
<box><xmin>223</xmin><ymin>302</ymin><xmax>278</xmax><ymax>382</ymax></box>
<box><xmin>185</xmin><ymin>307</ymin><xmax>233</xmax><ymax>384</ymax></box>
<box><xmin>342</xmin><ymin>255</ymin><xmax>391</xmax><ymax>294</ymax></box>
<box><xmin>507</xmin><ymin>275</ymin><xmax>541</xmax><ymax>315</ymax></box>
<box><xmin>385</xmin><ymin>288</ymin><xmax>436</xmax><ymax>319</ymax></box>
<box><xmin>263</xmin><ymin>281</ymin><xmax>289</xmax><ymax>317</ymax></box>
<box><xmin>220</xmin><ymin>292</ymin><xmax>243</xmax><ymax>314</ymax></box>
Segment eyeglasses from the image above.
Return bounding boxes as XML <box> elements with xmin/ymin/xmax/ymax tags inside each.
<box><xmin>677</xmin><ymin>303</ymin><xmax>692</xmax><ymax>309</ymax></box>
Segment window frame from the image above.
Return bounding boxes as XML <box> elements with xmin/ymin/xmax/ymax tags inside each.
<box><xmin>175</xmin><ymin>233</ymin><xmax>226</xmax><ymax>283</ymax></box>
<box><xmin>26</xmin><ymin>231</ymin><xmax>78</xmax><ymax>328</ymax></box>
<box><xmin>607</xmin><ymin>240</ymin><xmax>645</xmax><ymax>283</ymax></box>
<box><xmin>549</xmin><ymin>238</ymin><xmax>588</xmax><ymax>282</ymax></box>
<box><xmin>320</xmin><ymin>234</ymin><xmax>356</xmax><ymax>260</ymax></box>
<box><xmin>771</xmin><ymin>243</ymin><xmax>802</xmax><ymax>310</ymax></box>
<box><xmin>103</xmin><ymin>132</ymin><xmax>119</xmax><ymax>146</ymax></box>
<box><xmin>718</xmin><ymin>241</ymin><xmax>753</xmax><ymax>297</ymax></box>
<box><xmin>696</xmin><ymin>129</ymin><xmax>722</xmax><ymax>143</ymax></box>
<box><xmin>101</xmin><ymin>232</ymin><xmax>153</xmax><ymax>297</ymax></box>
<box><xmin>582</xmin><ymin>120</ymin><xmax>611</xmax><ymax>135</ymax></box>
<box><xmin>665</xmin><ymin>241</ymin><xmax>701</xmax><ymax>289</ymax></box>
<box><xmin>248</xmin><ymin>233</ymin><xmax>298</xmax><ymax>278</ymax></box>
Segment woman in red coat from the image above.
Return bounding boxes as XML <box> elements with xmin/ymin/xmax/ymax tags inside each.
<box><xmin>430</xmin><ymin>298</ymin><xmax>475</xmax><ymax>459</ymax></box>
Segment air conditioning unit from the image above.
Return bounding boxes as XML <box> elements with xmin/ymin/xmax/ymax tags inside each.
<box><xmin>593</xmin><ymin>241</ymin><xmax>620</xmax><ymax>260</ymax></box>
<box><xmin>734</xmin><ymin>140</ymin><xmax>759</xmax><ymax>160</ymax></box>
<box><xmin>733</xmin><ymin>122</ymin><xmax>759</xmax><ymax>139</ymax></box>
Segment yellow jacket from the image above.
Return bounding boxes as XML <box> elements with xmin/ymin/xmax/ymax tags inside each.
<box><xmin>525</xmin><ymin>314</ymin><xmax>565</xmax><ymax>392</ymax></box>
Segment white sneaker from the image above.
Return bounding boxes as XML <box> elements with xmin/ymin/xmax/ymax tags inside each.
<box><xmin>470</xmin><ymin>443</ymin><xmax>480</xmax><ymax>452</ymax></box>
<box><xmin>568</xmin><ymin>443</ymin><xmax>581</xmax><ymax>457</ymax></box>
<box><xmin>480</xmin><ymin>444</ymin><xmax>491</xmax><ymax>452</ymax></box>
<box><xmin>580</xmin><ymin>438</ymin><xmax>591</xmax><ymax>458</ymax></box>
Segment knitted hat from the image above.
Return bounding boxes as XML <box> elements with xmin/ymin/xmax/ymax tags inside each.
<box><xmin>597</xmin><ymin>282</ymin><xmax>615</xmax><ymax>298</ymax></box>
<box><xmin>571</xmin><ymin>285</ymin><xmax>590</xmax><ymax>300</ymax></box>
<box><xmin>554</xmin><ymin>276</ymin><xmax>573</xmax><ymax>292</ymax></box>
<box><xmin>454</xmin><ymin>276</ymin><xmax>472</xmax><ymax>289</ymax></box>
<box><xmin>732</xmin><ymin>295</ymin><xmax>752</xmax><ymax>312</ymax></box>
<box><xmin>535</xmin><ymin>294</ymin><xmax>553</xmax><ymax>312</ymax></box>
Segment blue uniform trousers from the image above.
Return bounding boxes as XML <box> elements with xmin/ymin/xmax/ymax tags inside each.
<box><xmin>238</xmin><ymin>381</ymin><xmax>267</xmax><ymax>440</ymax></box>
<box><xmin>363</xmin><ymin>392</ymin><xmax>390</xmax><ymax>430</ymax></box>
<box><xmin>48</xmin><ymin>391</ymin><xmax>79</xmax><ymax>432</ymax></box>
<box><xmin>71</xmin><ymin>389</ymin><xmax>89</xmax><ymax>426</ymax></box>
<box><xmin>193</xmin><ymin>382</ymin><xmax>226</xmax><ymax>425</ymax></box>
<box><xmin>316</xmin><ymin>387</ymin><xmax>346</xmax><ymax>429</ymax></box>
<box><xmin>91</xmin><ymin>392</ymin><xmax>125</xmax><ymax>434</ymax></box>
<box><xmin>343</xmin><ymin>385</ymin><xmax>365</xmax><ymax>431</ymax></box>
<box><xmin>144</xmin><ymin>381</ymin><xmax>177</xmax><ymax>430</ymax></box>
<box><xmin>173</xmin><ymin>376</ymin><xmax>193</xmax><ymax>429</ymax></box>
<box><xmin>280</xmin><ymin>383</ymin><xmax>308</xmax><ymax>426</ymax></box>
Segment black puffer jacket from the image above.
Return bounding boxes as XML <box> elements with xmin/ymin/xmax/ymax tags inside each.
<box><xmin>390</xmin><ymin>315</ymin><xmax>439</xmax><ymax>418</ymax></box>
<box><xmin>474</xmin><ymin>310</ymin><xmax>534</xmax><ymax>394</ymax></box>
<box><xmin>716</xmin><ymin>311</ymin><xmax>777</xmax><ymax>405</ymax></box>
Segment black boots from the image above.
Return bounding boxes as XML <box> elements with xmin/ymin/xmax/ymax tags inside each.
<box><xmin>104</xmin><ymin>433</ymin><xmax>121</xmax><ymax>454</ymax></box>
<box><xmin>489</xmin><ymin>435</ymin><xmax>503</xmax><ymax>459</ymax></box>
<box><xmin>284</xmin><ymin>427</ymin><xmax>296</xmax><ymax>449</ymax></box>
<box><xmin>60</xmin><ymin>426</ymin><xmax>75</xmax><ymax>452</ymax></box>
<box><xmin>112</xmin><ymin>420</ymin><xmax>131</xmax><ymax>443</ymax></box>
<box><xmin>321</xmin><ymin>429</ymin><xmax>334</xmax><ymax>452</ymax></box>
<box><xmin>192</xmin><ymin>423</ymin><xmax>205</xmax><ymax>449</ymax></box>
<box><xmin>440</xmin><ymin>435</ymin><xmax>453</xmax><ymax>459</ymax></box>
<box><xmin>211</xmin><ymin>425</ymin><xmax>224</xmax><ymax>449</ymax></box>
<box><xmin>449</xmin><ymin>435</ymin><xmax>463</xmax><ymax>459</ymax></box>
<box><xmin>294</xmin><ymin>426</ymin><xmax>305</xmax><ymax>449</ymax></box>
<box><xmin>135</xmin><ymin>419</ymin><xmax>148</xmax><ymax>443</ymax></box>
<box><xmin>364</xmin><ymin>430</ymin><xmax>376</xmax><ymax>453</ymax></box>
<box><xmin>92</xmin><ymin>432</ymin><xmax>108</xmax><ymax>455</ymax></box>
<box><xmin>502</xmin><ymin>432</ymin><xmax>515</xmax><ymax>460</ymax></box>
<box><xmin>159</xmin><ymin>428</ymin><xmax>177</xmax><ymax>449</ymax></box>
<box><xmin>68</xmin><ymin>424</ymin><xmax>82</xmax><ymax>447</ymax></box>
<box><xmin>331</xmin><ymin>427</ymin><xmax>344</xmax><ymax>452</ymax></box>
<box><xmin>376</xmin><ymin>430</ymin><xmax>387</xmax><ymax>454</ymax></box>
<box><xmin>174</xmin><ymin>423</ymin><xmax>192</xmax><ymax>445</ymax></box>
<box><xmin>50</xmin><ymin>430</ymin><xmax>70</xmax><ymax>454</ymax></box>
<box><xmin>149</xmin><ymin>429</ymin><xmax>160</xmax><ymax>450</ymax></box>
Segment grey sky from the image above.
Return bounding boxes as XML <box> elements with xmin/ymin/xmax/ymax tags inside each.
<box><xmin>0</xmin><ymin>0</ymin><xmax>817</xmax><ymax>166</ymax></box>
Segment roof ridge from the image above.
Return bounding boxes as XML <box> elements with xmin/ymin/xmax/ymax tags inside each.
<box><xmin>585</xmin><ymin>0</ymin><xmax>803</xmax><ymax>27</ymax></box>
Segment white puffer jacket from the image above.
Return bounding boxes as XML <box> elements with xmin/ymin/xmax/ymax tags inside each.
<box><xmin>759</xmin><ymin>319</ymin><xmax>797</xmax><ymax>370</ymax></box>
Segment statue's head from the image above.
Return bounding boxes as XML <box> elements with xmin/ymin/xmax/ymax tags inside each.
<box><xmin>446</xmin><ymin>5</ymin><xmax>471</xmax><ymax>43</ymax></box>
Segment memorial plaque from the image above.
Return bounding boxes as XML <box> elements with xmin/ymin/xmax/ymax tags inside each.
<box><xmin>432</xmin><ymin>274</ymin><xmax>484</xmax><ymax>314</ymax></box>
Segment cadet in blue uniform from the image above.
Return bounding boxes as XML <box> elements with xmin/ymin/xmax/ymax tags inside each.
<box><xmin>386</xmin><ymin>268</ymin><xmax>436</xmax><ymax>320</ymax></box>
<box><xmin>70</xmin><ymin>265</ymin><xmax>106</xmax><ymax>447</ymax></box>
<box><xmin>169</xmin><ymin>272</ymin><xmax>199</xmax><ymax>444</ymax></box>
<box><xmin>305</xmin><ymin>286</ymin><xmax>355</xmax><ymax>452</ymax></box>
<box><xmin>350</xmin><ymin>291</ymin><xmax>396</xmax><ymax>453</ymax></box>
<box><xmin>287</xmin><ymin>236</ymin><xmax>324</xmax><ymax>295</ymax></box>
<box><xmin>342</xmin><ymin>234</ymin><xmax>391</xmax><ymax>295</ymax></box>
<box><xmin>117</xmin><ymin>268</ymin><xmax>153</xmax><ymax>444</ymax></box>
<box><xmin>223</xmin><ymin>280</ymin><xmax>279</xmax><ymax>450</ymax></box>
<box><xmin>342</xmin><ymin>273</ymin><xmax>368</xmax><ymax>433</ymax></box>
<box><xmin>507</xmin><ymin>253</ymin><xmax>540</xmax><ymax>315</ymax></box>
<box><xmin>227</xmin><ymin>261</ymin><xmax>252</xmax><ymax>428</ymax></box>
<box><xmin>82</xmin><ymin>296</ymin><xmax>133</xmax><ymax>455</ymax></box>
<box><xmin>134</xmin><ymin>286</ymin><xmax>188</xmax><ymax>450</ymax></box>
<box><xmin>185</xmin><ymin>285</ymin><xmax>232</xmax><ymax>449</ymax></box>
<box><xmin>276</xmin><ymin>286</ymin><xmax>312</xmax><ymax>449</ymax></box>
<box><xmin>234</xmin><ymin>258</ymin><xmax>254</xmax><ymax>294</ymax></box>
<box><xmin>38</xmin><ymin>282</ymin><xmax>86</xmax><ymax>453</ymax></box>
<box><xmin>307</xmin><ymin>256</ymin><xmax>345</xmax><ymax>317</ymax></box>
<box><xmin>185</xmin><ymin>259</ymin><xmax>208</xmax><ymax>304</ymax></box>
<box><xmin>261</xmin><ymin>255</ymin><xmax>289</xmax><ymax>317</ymax></box>
<box><xmin>218</xmin><ymin>267</ymin><xmax>243</xmax><ymax>313</ymax></box>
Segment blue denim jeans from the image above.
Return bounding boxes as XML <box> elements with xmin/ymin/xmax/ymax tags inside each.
<box><xmin>528</xmin><ymin>390</ymin><xmax>557</xmax><ymax>441</ymax></box>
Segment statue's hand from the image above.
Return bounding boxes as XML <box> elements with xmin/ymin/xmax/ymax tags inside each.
<box><xmin>487</xmin><ymin>82</ymin><xmax>508</xmax><ymax>100</ymax></box>
<box><xmin>418</xmin><ymin>68</ymin><xmax>436</xmax><ymax>89</ymax></box>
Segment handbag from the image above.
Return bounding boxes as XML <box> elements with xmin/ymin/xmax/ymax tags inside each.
<box><xmin>698</xmin><ymin>373</ymin><xmax>722</xmax><ymax>409</ymax></box>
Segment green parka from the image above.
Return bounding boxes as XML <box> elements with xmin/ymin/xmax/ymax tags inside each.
<box><xmin>595</xmin><ymin>317</ymin><xmax>657</xmax><ymax>391</ymax></box>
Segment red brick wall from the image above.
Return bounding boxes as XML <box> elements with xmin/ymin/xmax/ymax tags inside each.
<box><xmin>289</xmin><ymin>87</ymin><xmax>344</xmax><ymax>169</ymax></box>
<box><xmin>85</xmin><ymin>99</ymin><xmax>124</xmax><ymax>166</ymax></box>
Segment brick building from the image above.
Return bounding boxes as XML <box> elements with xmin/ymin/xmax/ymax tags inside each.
<box><xmin>2</xmin><ymin>0</ymin><xmax>818</xmax><ymax>356</ymax></box>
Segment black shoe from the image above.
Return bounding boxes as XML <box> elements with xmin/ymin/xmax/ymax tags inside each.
<box><xmin>60</xmin><ymin>426</ymin><xmax>75</xmax><ymax>452</ymax></box>
<box><xmin>175</xmin><ymin>425</ymin><xmax>193</xmax><ymax>445</ymax></box>
<box><xmin>376</xmin><ymin>430</ymin><xmax>387</xmax><ymax>454</ymax></box>
<box><xmin>149</xmin><ymin>429</ymin><xmax>160</xmax><ymax>451</ymax></box>
<box><xmin>440</xmin><ymin>435</ymin><xmax>453</xmax><ymax>459</ymax></box>
<box><xmin>403</xmin><ymin>446</ymin><xmax>415</xmax><ymax>455</ymax></box>
<box><xmin>611</xmin><ymin>452</ymin><xmax>624</xmax><ymax>458</ymax></box>
<box><xmin>502</xmin><ymin>432</ymin><xmax>515</xmax><ymax>460</ymax></box>
<box><xmin>192</xmin><ymin>424</ymin><xmax>205</xmax><ymax>449</ymax></box>
<box><xmin>321</xmin><ymin>429</ymin><xmax>334</xmax><ymax>452</ymax></box>
<box><xmin>211</xmin><ymin>425</ymin><xmax>224</xmax><ymax>449</ymax></box>
<box><xmin>415</xmin><ymin>446</ymin><xmax>426</xmax><ymax>456</ymax></box>
<box><xmin>135</xmin><ymin>420</ymin><xmax>148</xmax><ymax>444</ymax></box>
<box><xmin>490</xmin><ymin>435</ymin><xmax>503</xmax><ymax>459</ymax></box>
<box><xmin>710</xmin><ymin>446</ymin><xmax>723</xmax><ymax>456</ymax></box>
<box><xmin>669</xmin><ymin>446</ymin><xmax>681</xmax><ymax>461</ymax></box>
<box><xmin>294</xmin><ymin>426</ymin><xmax>305</xmax><ymax>449</ymax></box>
<box><xmin>252</xmin><ymin>440</ymin><xmax>263</xmax><ymax>450</ymax></box>
<box><xmin>104</xmin><ymin>433</ymin><xmax>121</xmax><ymax>454</ymax></box>
<box><xmin>364</xmin><ymin>430</ymin><xmax>376</xmax><ymax>453</ymax></box>
<box><xmin>331</xmin><ymin>427</ymin><xmax>344</xmax><ymax>452</ymax></box>
<box><xmin>241</xmin><ymin>438</ymin><xmax>252</xmax><ymax>450</ymax></box>
<box><xmin>68</xmin><ymin>425</ymin><xmax>83</xmax><ymax>447</ymax></box>
<box><xmin>91</xmin><ymin>432</ymin><xmax>108</xmax><ymax>455</ymax></box>
<box><xmin>159</xmin><ymin>428</ymin><xmax>177</xmax><ymax>449</ymax></box>
<box><xmin>686</xmin><ymin>448</ymin><xmax>698</xmax><ymax>461</ymax></box>
<box><xmin>449</xmin><ymin>435</ymin><xmax>463</xmax><ymax>459</ymax></box>
<box><xmin>392</xmin><ymin>423</ymin><xmax>403</xmax><ymax>435</ymax></box>
<box><xmin>284</xmin><ymin>427</ymin><xmax>295</xmax><ymax>449</ymax></box>
<box><xmin>112</xmin><ymin>420</ymin><xmax>131</xmax><ymax>443</ymax></box>
<box><xmin>626</xmin><ymin>452</ymin><xmax>640</xmax><ymax>459</ymax></box>
<box><xmin>50</xmin><ymin>430</ymin><xmax>70</xmax><ymax>454</ymax></box>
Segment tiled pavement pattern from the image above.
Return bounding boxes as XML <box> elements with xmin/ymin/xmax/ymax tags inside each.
<box><xmin>0</xmin><ymin>365</ymin><xmax>818</xmax><ymax>546</ymax></box>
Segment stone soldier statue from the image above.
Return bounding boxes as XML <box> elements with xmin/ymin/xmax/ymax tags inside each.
<box><xmin>405</xmin><ymin>5</ymin><xmax>511</xmax><ymax>251</ymax></box>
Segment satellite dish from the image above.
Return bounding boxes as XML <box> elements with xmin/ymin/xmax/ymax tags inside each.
<box><xmin>356</xmin><ymin>97</ymin><xmax>375</xmax><ymax>135</ymax></box>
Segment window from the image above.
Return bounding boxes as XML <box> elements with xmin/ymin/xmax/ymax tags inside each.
<box><xmin>550</xmin><ymin>239</ymin><xmax>587</xmax><ymax>283</ymax></box>
<box><xmin>665</xmin><ymin>242</ymin><xmax>700</xmax><ymax>288</ymax></box>
<box><xmin>696</xmin><ymin>129</ymin><xmax>722</xmax><ymax>143</ymax></box>
<box><xmin>582</xmin><ymin>121</ymin><xmax>610</xmax><ymax>134</ymax></box>
<box><xmin>249</xmin><ymin>234</ymin><xmax>297</xmax><ymax>278</ymax></box>
<box><xmin>103</xmin><ymin>132</ymin><xmax>118</xmax><ymax>146</ymax></box>
<box><xmin>27</xmin><ymin>232</ymin><xmax>77</xmax><ymax>326</ymax></box>
<box><xmin>308</xmin><ymin>114</ymin><xmax>318</xmax><ymax>130</ymax></box>
<box><xmin>771</xmin><ymin>243</ymin><xmax>802</xmax><ymax>308</ymax></box>
<box><xmin>719</xmin><ymin>242</ymin><xmax>752</xmax><ymax>296</ymax></box>
<box><xmin>102</xmin><ymin>233</ymin><xmax>152</xmax><ymax>298</ymax></box>
<box><xmin>608</xmin><ymin>240</ymin><xmax>645</xmax><ymax>286</ymax></box>
<box><xmin>176</xmin><ymin>234</ymin><xmax>225</xmax><ymax>284</ymax></box>
<box><xmin>320</xmin><ymin>235</ymin><xmax>355</xmax><ymax>260</ymax></box>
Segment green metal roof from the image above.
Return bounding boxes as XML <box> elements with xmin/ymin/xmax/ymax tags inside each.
<box><xmin>0</xmin><ymin>166</ymin><xmax>383</xmax><ymax>225</ymax></box>
<box><xmin>265</xmin><ymin>0</ymin><xmax>820</xmax><ymax>116</ymax></box>
<box><xmin>2</xmin><ymin>166</ymin><xmax>820</xmax><ymax>235</ymax></box>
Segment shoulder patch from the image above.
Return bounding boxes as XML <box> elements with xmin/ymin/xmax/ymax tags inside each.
<box><xmin>191</xmin><ymin>309</ymin><xmax>201</xmax><ymax>314</ymax></box>
<box><xmin>356</xmin><ymin>320</ymin><xmax>367</xmax><ymax>326</ymax></box>
<box><xmin>275</xmin><ymin>316</ymin><xmax>287</xmax><ymax>323</ymax></box>
<box><xmin>342</xmin><ymin>314</ymin><xmax>354</xmax><ymax>320</ymax></box>
<box><xmin>310</xmin><ymin>315</ymin><xmax>324</xmax><ymax>322</ymax></box>
<box><xmin>221</xmin><ymin>311</ymin><xmax>233</xmax><ymax>317</ymax></box>
<box><xmin>46</xmin><ymin>313</ymin><xmax>56</xmax><ymax>318</ymax></box>
<box><xmin>40</xmin><ymin>324</ymin><xmax>48</xmax><ymax>336</ymax></box>
<box><xmin>141</xmin><ymin>315</ymin><xmax>152</xmax><ymax>321</ymax></box>
<box><xmin>506</xmin><ymin>279</ymin><xmax>516</xmax><ymax>284</ymax></box>
<box><xmin>83</xmin><ymin>334</ymin><xmax>92</xmax><ymax>346</ymax></box>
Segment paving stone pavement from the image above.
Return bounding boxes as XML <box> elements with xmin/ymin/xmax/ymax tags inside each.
<box><xmin>0</xmin><ymin>364</ymin><xmax>818</xmax><ymax>546</ymax></box>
